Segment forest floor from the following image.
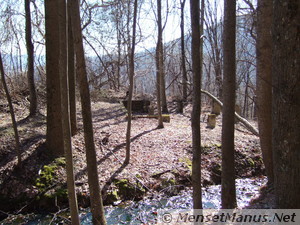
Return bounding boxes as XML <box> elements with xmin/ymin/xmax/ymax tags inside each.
<box><xmin>0</xmin><ymin>94</ymin><xmax>274</xmax><ymax>219</ymax></box>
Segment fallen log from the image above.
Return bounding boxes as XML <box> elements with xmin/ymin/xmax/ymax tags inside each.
<box><xmin>126</xmin><ymin>114</ymin><xmax>170</xmax><ymax>123</ymax></box>
<box><xmin>201</xmin><ymin>89</ymin><xmax>259</xmax><ymax>136</ymax></box>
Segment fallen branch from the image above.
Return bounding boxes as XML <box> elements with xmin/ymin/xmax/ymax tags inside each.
<box><xmin>201</xmin><ymin>89</ymin><xmax>259</xmax><ymax>136</ymax></box>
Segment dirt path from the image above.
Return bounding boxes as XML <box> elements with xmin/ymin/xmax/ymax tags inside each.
<box><xmin>0</xmin><ymin>100</ymin><xmax>265</xmax><ymax>213</ymax></box>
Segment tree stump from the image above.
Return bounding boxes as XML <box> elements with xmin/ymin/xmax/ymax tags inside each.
<box><xmin>207</xmin><ymin>114</ymin><xmax>217</xmax><ymax>129</ymax></box>
<box><xmin>211</xmin><ymin>100</ymin><xmax>221</xmax><ymax>115</ymax></box>
<box><xmin>176</xmin><ymin>100</ymin><xmax>184</xmax><ymax>113</ymax></box>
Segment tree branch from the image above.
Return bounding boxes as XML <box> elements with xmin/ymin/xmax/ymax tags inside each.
<box><xmin>201</xmin><ymin>89</ymin><xmax>259</xmax><ymax>136</ymax></box>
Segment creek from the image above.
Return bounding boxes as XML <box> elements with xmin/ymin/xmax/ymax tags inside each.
<box><xmin>1</xmin><ymin>177</ymin><xmax>267</xmax><ymax>224</ymax></box>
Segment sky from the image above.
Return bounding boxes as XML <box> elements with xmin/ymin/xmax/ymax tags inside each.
<box><xmin>0</xmin><ymin>0</ymin><xmax>256</xmax><ymax>59</ymax></box>
<box><xmin>122</xmin><ymin>0</ymin><xmax>254</xmax><ymax>52</ymax></box>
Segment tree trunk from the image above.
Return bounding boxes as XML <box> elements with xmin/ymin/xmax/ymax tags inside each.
<box><xmin>0</xmin><ymin>52</ymin><xmax>21</xmax><ymax>167</ymax></box>
<box><xmin>25</xmin><ymin>0</ymin><xmax>38</xmax><ymax>116</ymax></box>
<box><xmin>180</xmin><ymin>0</ymin><xmax>187</xmax><ymax>102</ymax></box>
<box><xmin>272</xmin><ymin>0</ymin><xmax>300</xmax><ymax>208</ymax></box>
<box><xmin>157</xmin><ymin>1</ymin><xmax>168</xmax><ymax>114</ymax></box>
<box><xmin>68</xmin><ymin>9</ymin><xmax>77</xmax><ymax>136</ymax></box>
<box><xmin>70</xmin><ymin>0</ymin><xmax>106</xmax><ymax>223</ymax></box>
<box><xmin>243</xmin><ymin>72</ymin><xmax>249</xmax><ymax>118</ymax></box>
<box><xmin>190</xmin><ymin>0</ymin><xmax>203</xmax><ymax>209</ymax></box>
<box><xmin>125</xmin><ymin>0</ymin><xmax>138</xmax><ymax>165</ymax></box>
<box><xmin>161</xmin><ymin>68</ymin><xmax>168</xmax><ymax>113</ymax></box>
<box><xmin>116</xmin><ymin>17</ymin><xmax>121</xmax><ymax>91</ymax></box>
<box><xmin>45</xmin><ymin>0</ymin><xmax>64</xmax><ymax>157</ymax></box>
<box><xmin>156</xmin><ymin>0</ymin><xmax>164</xmax><ymax>129</ymax></box>
<box><xmin>215</xmin><ymin>50</ymin><xmax>223</xmax><ymax>99</ymax></box>
<box><xmin>256</xmin><ymin>0</ymin><xmax>273</xmax><ymax>185</ymax></box>
<box><xmin>221</xmin><ymin>0</ymin><xmax>237</xmax><ymax>209</ymax></box>
<box><xmin>58</xmin><ymin>1</ymin><xmax>79</xmax><ymax>223</ymax></box>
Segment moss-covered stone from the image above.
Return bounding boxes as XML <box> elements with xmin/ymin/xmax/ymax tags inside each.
<box><xmin>54</xmin><ymin>157</ymin><xmax>66</xmax><ymax>166</ymax></box>
<box><xmin>179</xmin><ymin>157</ymin><xmax>192</xmax><ymax>172</ymax></box>
<box><xmin>33</xmin><ymin>158</ymin><xmax>70</xmax><ymax>211</ymax></box>
<box><xmin>210</xmin><ymin>162</ymin><xmax>222</xmax><ymax>184</ymax></box>
<box><xmin>56</xmin><ymin>188</ymin><xmax>68</xmax><ymax>199</ymax></box>
<box><xmin>161</xmin><ymin>176</ymin><xmax>176</xmax><ymax>189</ymax></box>
<box><xmin>113</xmin><ymin>178</ymin><xmax>145</xmax><ymax>200</ymax></box>
<box><xmin>35</xmin><ymin>164</ymin><xmax>57</xmax><ymax>192</ymax></box>
<box><xmin>105</xmin><ymin>189</ymin><xmax>119</xmax><ymax>204</ymax></box>
<box><xmin>135</xmin><ymin>173</ymin><xmax>142</xmax><ymax>179</ymax></box>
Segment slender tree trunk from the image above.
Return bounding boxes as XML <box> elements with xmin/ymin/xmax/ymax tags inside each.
<box><xmin>221</xmin><ymin>0</ymin><xmax>237</xmax><ymax>209</ymax></box>
<box><xmin>70</xmin><ymin>0</ymin><xmax>106</xmax><ymax>223</ymax></box>
<box><xmin>180</xmin><ymin>0</ymin><xmax>187</xmax><ymax>102</ymax></box>
<box><xmin>190</xmin><ymin>0</ymin><xmax>203</xmax><ymax>209</ymax></box>
<box><xmin>125</xmin><ymin>0</ymin><xmax>138</xmax><ymax>165</ymax></box>
<box><xmin>58</xmin><ymin>1</ymin><xmax>79</xmax><ymax>223</ymax></box>
<box><xmin>156</xmin><ymin>0</ymin><xmax>164</xmax><ymax>129</ymax></box>
<box><xmin>272</xmin><ymin>0</ymin><xmax>300</xmax><ymax>208</ymax></box>
<box><xmin>256</xmin><ymin>0</ymin><xmax>273</xmax><ymax>184</ymax></box>
<box><xmin>161</xmin><ymin>67</ymin><xmax>168</xmax><ymax>113</ymax></box>
<box><xmin>116</xmin><ymin>6</ymin><xmax>121</xmax><ymax>91</ymax></box>
<box><xmin>25</xmin><ymin>0</ymin><xmax>37</xmax><ymax>116</ymax></box>
<box><xmin>215</xmin><ymin>51</ymin><xmax>223</xmax><ymax>99</ymax></box>
<box><xmin>45</xmin><ymin>0</ymin><xmax>64</xmax><ymax>157</ymax></box>
<box><xmin>0</xmin><ymin>52</ymin><xmax>21</xmax><ymax>167</ymax></box>
<box><xmin>68</xmin><ymin>9</ymin><xmax>77</xmax><ymax>136</ymax></box>
<box><xmin>243</xmin><ymin>73</ymin><xmax>249</xmax><ymax>118</ymax></box>
<box><xmin>155</xmin><ymin>0</ymin><xmax>168</xmax><ymax>114</ymax></box>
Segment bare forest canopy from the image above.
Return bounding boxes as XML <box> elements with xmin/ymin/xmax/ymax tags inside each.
<box><xmin>0</xmin><ymin>0</ymin><xmax>256</xmax><ymax>119</ymax></box>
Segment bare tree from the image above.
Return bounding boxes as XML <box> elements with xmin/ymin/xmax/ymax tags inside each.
<box><xmin>70</xmin><ymin>0</ymin><xmax>106</xmax><ymax>223</ymax></box>
<box><xmin>0</xmin><ymin>51</ymin><xmax>21</xmax><ymax>167</ymax></box>
<box><xmin>256</xmin><ymin>0</ymin><xmax>273</xmax><ymax>184</ymax></box>
<box><xmin>155</xmin><ymin>0</ymin><xmax>164</xmax><ymax>128</ymax></box>
<box><xmin>190</xmin><ymin>0</ymin><xmax>203</xmax><ymax>209</ymax></box>
<box><xmin>272</xmin><ymin>0</ymin><xmax>300</xmax><ymax>208</ymax></box>
<box><xmin>68</xmin><ymin>7</ymin><xmax>77</xmax><ymax>136</ymax></box>
<box><xmin>58</xmin><ymin>1</ymin><xmax>80</xmax><ymax>223</ymax></box>
<box><xmin>25</xmin><ymin>0</ymin><xmax>37</xmax><ymax>116</ymax></box>
<box><xmin>45</xmin><ymin>0</ymin><xmax>64</xmax><ymax>157</ymax></box>
<box><xmin>125</xmin><ymin>0</ymin><xmax>138</xmax><ymax>165</ymax></box>
<box><xmin>180</xmin><ymin>0</ymin><xmax>188</xmax><ymax>102</ymax></box>
<box><xmin>221</xmin><ymin>0</ymin><xmax>237</xmax><ymax>209</ymax></box>
<box><xmin>204</xmin><ymin>0</ymin><xmax>223</xmax><ymax>99</ymax></box>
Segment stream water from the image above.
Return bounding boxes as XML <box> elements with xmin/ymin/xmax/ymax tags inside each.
<box><xmin>1</xmin><ymin>177</ymin><xmax>267</xmax><ymax>225</ymax></box>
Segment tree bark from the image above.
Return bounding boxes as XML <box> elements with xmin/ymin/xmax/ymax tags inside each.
<box><xmin>68</xmin><ymin>9</ymin><xmax>77</xmax><ymax>136</ymax></box>
<box><xmin>25</xmin><ymin>0</ymin><xmax>38</xmax><ymax>116</ymax></box>
<box><xmin>190</xmin><ymin>0</ymin><xmax>203</xmax><ymax>209</ymax></box>
<box><xmin>70</xmin><ymin>0</ymin><xmax>106</xmax><ymax>223</ymax></box>
<box><xmin>0</xmin><ymin>52</ymin><xmax>21</xmax><ymax>167</ymax></box>
<box><xmin>125</xmin><ymin>0</ymin><xmax>138</xmax><ymax>165</ymax></box>
<box><xmin>156</xmin><ymin>0</ymin><xmax>164</xmax><ymax>129</ymax></box>
<box><xmin>221</xmin><ymin>0</ymin><xmax>237</xmax><ymax>209</ymax></box>
<box><xmin>256</xmin><ymin>0</ymin><xmax>273</xmax><ymax>184</ymax></box>
<box><xmin>272</xmin><ymin>0</ymin><xmax>300</xmax><ymax>208</ymax></box>
<box><xmin>180</xmin><ymin>0</ymin><xmax>187</xmax><ymax>102</ymax></box>
<box><xmin>45</xmin><ymin>0</ymin><xmax>64</xmax><ymax>157</ymax></box>
<box><xmin>161</xmin><ymin>68</ymin><xmax>168</xmax><ymax>113</ymax></box>
<box><xmin>58</xmin><ymin>1</ymin><xmax>79</xmax><ymax>223</ymax></box>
